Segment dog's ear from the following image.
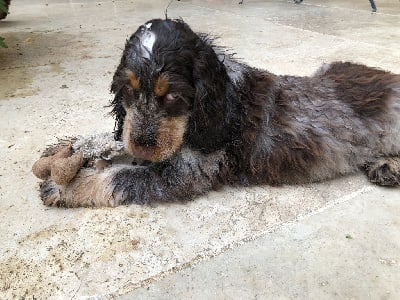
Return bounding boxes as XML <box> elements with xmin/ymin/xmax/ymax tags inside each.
<box><xmin>110</xmin><ymin>66</ymin><xmax>127</xmax><ymax>141</ymax></box>
<box><xmin>192</xmin><ymin>36</ymin><xmax>226</xmax><ymax>106</ymax></box>
<box><xmin>187</xmin><ymin>36</ymin><xmax>233</xmax><ymax>151</ymax></box>
<box><xmin>110</xmin><ymin>89</ymin><xmax>126</xmax><ymax>141</ymax></box>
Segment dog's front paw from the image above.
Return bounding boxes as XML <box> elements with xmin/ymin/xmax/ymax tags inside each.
<box><xmin>39</xmin><ymin>168</ymin><xmax>124</xmax><ymax>208</ymax></box>
<box><xmin>40</xmin><ymin>179</ymin><xmax>66</xmax><ymax>207</ymax></box>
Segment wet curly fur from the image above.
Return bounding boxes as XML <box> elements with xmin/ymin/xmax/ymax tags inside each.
<box><xmin>40</xmin><ymin>19</ymin><xmax>400</xmax><ymax>207</ymax></box>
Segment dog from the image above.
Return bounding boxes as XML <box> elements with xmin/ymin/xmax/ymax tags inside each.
<box><xmin>40</xmin><ymin>19</ymin><xmax>400</xmax><ymax>207</ymax></box>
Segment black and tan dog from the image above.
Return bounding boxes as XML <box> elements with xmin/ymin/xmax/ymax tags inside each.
<box><xmin>40</xmin><ymin>19</ymin><xmax>400</xmax><ymax>207</ymax></box>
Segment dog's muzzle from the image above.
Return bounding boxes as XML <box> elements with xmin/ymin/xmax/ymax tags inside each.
<box><xmin>127</xmin><ymin>143</ymin><xmax>155</xmax><ymax>161</ymax></box>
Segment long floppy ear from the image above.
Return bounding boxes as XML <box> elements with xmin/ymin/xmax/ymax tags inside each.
<box><xmin>192</xmin><ymin>35</ymin><xmax>227</xmax><ymax>106</ymax></box>
<box><xmin>110</xmin><ymin>65</ymin><xmax>127</xmax><ymax>141</ymax></box>
<box><xmin>110</xmin><ymin>89</ymin><xmax>125</xmax><ymax>141</ymax></box>
<box><xmin>187</xmin><ymin>34</ymin><xmax>231</xmax><ymax>151</ymax></box>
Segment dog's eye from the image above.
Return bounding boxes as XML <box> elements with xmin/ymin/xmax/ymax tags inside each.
<box><xmin>163</xmin><ymin>94</ymin><xmax>175</xmax><ymax>105</ymax></box>
<box><xmin>122</xmin><ymin>85</ymin><xmax>138</xmax><ymax>108</ymax></box>
<box><xmin>125</xmin><ymin>85</ymin><xmax>135</xmax><ymax>96</ymax></box>
<box><xmin>157</xmin><ymin>94</ymin><xmax>175</xmax><ymax>107</ymax></box>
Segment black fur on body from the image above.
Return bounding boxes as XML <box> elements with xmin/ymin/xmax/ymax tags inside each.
<box><xmin>41</xmin><ymin>19</ymin><xmax>400</xmax><ymax>207</ymax></box>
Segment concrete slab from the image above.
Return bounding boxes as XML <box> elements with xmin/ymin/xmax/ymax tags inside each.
<box><xmin>0</xmin><ymin>0</ymin><xmax>399</xmax><ymax>299</ymax></box>
<box><xmin>123</xmin><ymin>188</ymin><xmax>400</xmax><ymax>299</ymax></box>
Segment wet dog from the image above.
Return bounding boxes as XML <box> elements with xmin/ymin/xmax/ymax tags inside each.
<box><xmin>40</xmin><ymin>19</ymin><xmax>400</xmax><ymax>207</ymax></box>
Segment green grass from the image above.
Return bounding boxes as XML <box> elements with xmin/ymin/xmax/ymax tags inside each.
<box><xmin>0</xmin><ymin>0</ymin><xmax>8</xmax><ymax>48</ymax></box>
<box><xmin>0</xmin><ymin>36</ymin><xmax>7</xmax><ymax>48</ymax></box>
<box><xmin>0</xmin><ymin>0</ymin><xmax>8</xmax><ymax>14</ymax></box>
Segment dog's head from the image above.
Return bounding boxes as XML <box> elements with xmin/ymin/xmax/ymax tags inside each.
<box><xmin>110</xmin><ymin>19</ymin><xmax>231</xmax><ymax>162</ymax></box>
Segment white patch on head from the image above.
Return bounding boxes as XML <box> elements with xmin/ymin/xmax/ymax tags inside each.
<box><xmin>145</xmin><ymin>22</ymin><xmax>152</xmax><ymax>29</ymax></box>
<box><xmin>140</xmin><ymin>30</ymin><xmax>156</xmax><ymax>59</ymax></box>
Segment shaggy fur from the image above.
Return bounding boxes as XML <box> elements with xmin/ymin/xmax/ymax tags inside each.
<box><xmin>40</xmin><ymin>19</ymin><xmax>400</xmax><ymax>207</ymax></box>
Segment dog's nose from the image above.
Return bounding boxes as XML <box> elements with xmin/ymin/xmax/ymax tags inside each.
<box><xmin>132</xmin><ymin>133</ymin><xmax>157</xmax><ymax>148</ymax></box>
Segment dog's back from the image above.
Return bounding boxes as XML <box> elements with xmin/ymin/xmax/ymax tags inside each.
<box><xmin>246</xmin><ymin>62</ymin><xmax>400</xmax><ymax>185</ymax></box>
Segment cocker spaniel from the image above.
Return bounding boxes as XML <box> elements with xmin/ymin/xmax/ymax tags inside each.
<box><xmin>39</xmin><ymin>19</ymin><xmax>400</xmax><ymax>207</ymax></box>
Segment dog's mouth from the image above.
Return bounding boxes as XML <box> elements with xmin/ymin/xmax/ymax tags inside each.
<box><xmin>127</xmin><ymin>144</ymin><xmax>155</xmax><ymax>161</ymax></box>
<box><xmin>123</xmin><ymin>115</ymin><xmax>189</xmax><ymax>162</ymax></box>
<box><xmin>124</xmin><ymin>139</ymin><xmax>177</xmax><ymax>162</ymax></box>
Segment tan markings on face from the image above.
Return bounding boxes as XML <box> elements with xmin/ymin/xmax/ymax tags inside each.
<box><xmin>122</xmin><ymin>111</ymin><xmax>187</xmax><ymax>162</ymax></box>
<box><xmin>154</xmin><ymin>73</ymin><xmax>169</xmax><ymax>97</ymax></box>
<box><xmin>151</xmin><ymin>116</ymin><xmax>188</xmax><ymax>161</ymax></box>
<box><xmin>126</xmin><ymin>70</ymin><xmax>140</xmax><ymax>91</ymax></box>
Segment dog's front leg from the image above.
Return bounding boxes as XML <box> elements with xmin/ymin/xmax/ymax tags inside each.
<box><xmin>40</xmin><ymin>149</ymin><xmax>228</xmax><ymax>208</ymax></box>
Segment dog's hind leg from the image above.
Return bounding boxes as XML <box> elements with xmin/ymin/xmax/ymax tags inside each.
<box><xmin>364</xmin><ymin>157</ymin><xmax>400</xmax><ymax>186</ymax></box>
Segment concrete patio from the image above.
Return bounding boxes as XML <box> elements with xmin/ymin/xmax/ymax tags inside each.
<box><xmin>0</xmin><ymin>0</ymin><xmax>399</xmax><ymax>299</ymax></box>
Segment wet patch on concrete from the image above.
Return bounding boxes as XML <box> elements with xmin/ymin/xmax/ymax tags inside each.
<box><xmin>0</xmin><ymin>31</ymin><xmax>89</xmax><ymax>99</ymax></box>
<box><xmin>0</xmin><ymin>67</ymin><xmax>40</xmax><ymax>98</ymax></box>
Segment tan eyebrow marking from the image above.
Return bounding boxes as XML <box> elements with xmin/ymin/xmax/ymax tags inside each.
<box><xmin>154</xmin><ymin>73</ymin><xmax>169</xmax><ymax>97</ymax></box>
<box><xmin>126</xmin><ymin>70</ymin><xmax>140</xmax><ymax>91</ymax></box>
